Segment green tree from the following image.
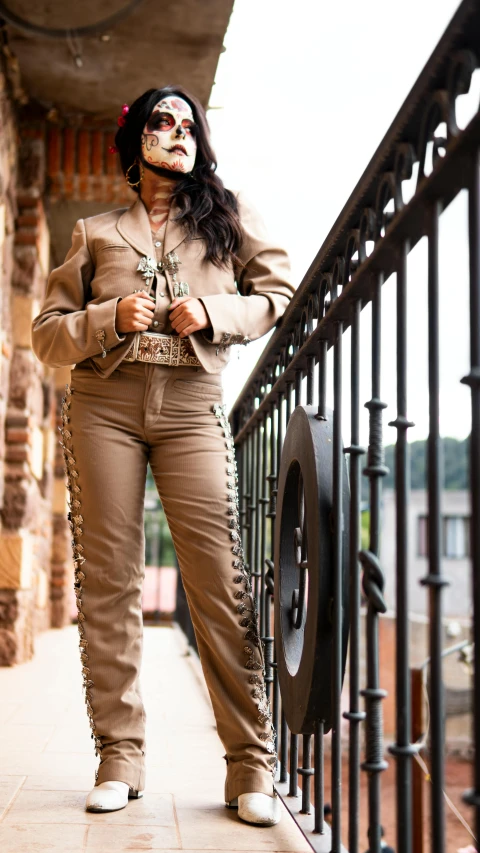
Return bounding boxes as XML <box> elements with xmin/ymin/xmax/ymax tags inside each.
<box><xmin>383</xmin><ymin>437</ymin><xmax>468</xmax><ymax>491</ymax></box>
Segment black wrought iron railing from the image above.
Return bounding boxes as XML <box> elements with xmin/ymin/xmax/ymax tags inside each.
<box><xmin>176</xmin><ymin>1</ymin><xmax>480</xmax><ymax>850</ymax></box>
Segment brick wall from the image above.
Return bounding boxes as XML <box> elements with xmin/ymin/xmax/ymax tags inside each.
<box><xmin>47</xmin><ymin>125</ymin><xmax>133</xmax><ymax>204</ymax></box>
<box><xmin>0</xmin><ymin>55</ymin><xmax>138</xmax><ymax>665</ymax></box>
<box><xmin>0</xmin><ymin>70</ymin><xmax>73</xmax><ymax>664</ymax></box>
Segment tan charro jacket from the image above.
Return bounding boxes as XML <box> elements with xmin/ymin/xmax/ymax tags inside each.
<box><xmin>31</xmin><ymin>190</ymin><xmax>295</xmax><ymax>377</ymax></box>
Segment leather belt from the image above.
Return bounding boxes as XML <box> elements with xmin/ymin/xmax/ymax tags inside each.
<box><xmin>123</xmin><ymin>331</ymin><xmax>201</xmax><ymax>366</ymax></box>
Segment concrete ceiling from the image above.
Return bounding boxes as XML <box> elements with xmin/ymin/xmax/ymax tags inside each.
<box><xmin>4</xmin><ymin>0</ymin><xmax>234</xmax><ymax>118</ymax></box>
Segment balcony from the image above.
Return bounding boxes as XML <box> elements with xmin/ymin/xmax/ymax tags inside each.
<box><xmin>0</xmin><ymin>0</ymin><xmax>478</xmax><ymax>851</ymax></box>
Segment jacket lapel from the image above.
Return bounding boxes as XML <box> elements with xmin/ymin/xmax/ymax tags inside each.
<box><xmin>117</xmin><ymin>196</ymin><xmax>188</xmax><ymax>259</ymax></box>
<box><xmin>163</xmin><ymin>201</ymin><xmax>188</xmax><ymax>256</ymax></box>
<box><xmin>116</xmin><ymin>197</ymin><xmax>153</xmax><ymax>258</ymax></box>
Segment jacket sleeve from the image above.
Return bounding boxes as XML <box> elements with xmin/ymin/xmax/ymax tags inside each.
<box><xmin>197</xmin><ymin>189</ymin><xmax>295</xmax><ymax>350</ymax></box>
<box><xmin>31</xmin><ymin>218</ymin><xmax>126</xmax><ymax>368</ymax></box>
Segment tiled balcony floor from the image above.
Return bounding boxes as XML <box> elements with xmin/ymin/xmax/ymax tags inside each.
<box><xmin>0</xmin><ymin>623</ymin><xmax>310</xmax><ymax>853</ymax></box>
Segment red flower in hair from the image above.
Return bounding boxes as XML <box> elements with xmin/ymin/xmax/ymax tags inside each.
<box><xmin>117</xmin><ymin>103</ymin><xmax>129</xmax><ymax>127</ymax></box>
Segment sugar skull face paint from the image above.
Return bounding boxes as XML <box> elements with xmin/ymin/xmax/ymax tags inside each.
<box><xmin>141</xmin><ymin>96</ymin><xmax>197</xmax><ymax>174</ymax></box>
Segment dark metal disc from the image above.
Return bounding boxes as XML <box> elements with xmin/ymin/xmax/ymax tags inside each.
<box><xmin>274</xmin><ymin>405</ymin><xmax>350</xmax><ymax>734</ymax></box>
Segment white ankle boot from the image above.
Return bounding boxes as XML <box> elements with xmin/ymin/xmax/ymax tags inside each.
<box><xmin>85</xmin><ymin>780</ymin><xmax>144</xmax><ymax>813</ymax></box>
<box><xmin>227</xmin><ymin>791</ymin><xmax>282</xmax><ymax>825</ymax></box>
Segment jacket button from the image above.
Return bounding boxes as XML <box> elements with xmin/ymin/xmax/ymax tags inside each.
<box><xmin>159</xmin><ymin>292</ymin><xmax>165</xmax><ymax>297</ymax></box>
<box><xmin>153</xmin><ymin>320</ymin><xmax>159</xmax><ymax>327</ymax></box>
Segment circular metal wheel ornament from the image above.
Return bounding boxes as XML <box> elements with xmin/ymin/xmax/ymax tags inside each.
<box><xmin>274</xmin><ymin>405</ymin><xmax>350</xmax><ymax>735</ymax></box>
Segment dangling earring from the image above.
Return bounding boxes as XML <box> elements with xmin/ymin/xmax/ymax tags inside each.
<box><xmin>125</xmin><ymin>158</ymin><xmax>144</xmax><ymax>188</ymax></box>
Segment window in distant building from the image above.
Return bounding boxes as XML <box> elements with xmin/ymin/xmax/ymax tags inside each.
<box><xmin>418</xmin><ymin>515</ymin><xmax>429</xmax><ymax>557</ymax></box>
<box><xmin>443</xmin><ymin>516</ymin><xmax>470</xmax><ymax>559</ymax></box>
<box><xmin>417</xmin><ymin>515</ymin><xmax>470</xmax><ymax>559</ymax></box>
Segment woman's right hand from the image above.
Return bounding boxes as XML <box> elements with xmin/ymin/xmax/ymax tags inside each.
<box><xmin>115</xmin><ymin>292</ymin><xmax>156</xmax><ymax>333</ymax></box>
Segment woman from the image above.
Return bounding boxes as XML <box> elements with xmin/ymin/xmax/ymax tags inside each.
<box><xmin>31</xmin><ymin>86</ymin><xmax>295</xmax><ymax>826</ymax></box>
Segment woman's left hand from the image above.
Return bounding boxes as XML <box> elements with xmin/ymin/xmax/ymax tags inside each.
<box><xmin>169</xmin><ymin>296</ymin><xmax>210</xmax><ymax>337</ymax></box>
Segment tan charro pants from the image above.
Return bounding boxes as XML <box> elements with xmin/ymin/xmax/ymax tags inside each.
<box><xmin>58</xmin><ymin>358</ymin><xmax>277</xmax><ymax>802</ymax></box>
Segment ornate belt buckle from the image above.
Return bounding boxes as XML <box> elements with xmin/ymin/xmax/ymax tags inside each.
<box><xmin>123</xmin><ymin>331</ymin><xmax>198</xmax><ymax>366</ymax></box>
<box><xmin>123</xmin><ymin>332</ymin><xmax>140</xmax><ymax>362</ymax></box>
<box><xmin>170</xmin><ymin>335</ymin><xmax>181</xmax><ymax>366</ymax></box>
<box><xmin>166</xmin><ymin>334</ymin><xmax>174</xmax><ymax>365</ymax></box>
<box><xmin>140</xmin><ymin>331</ymin><xmax>158</xmax><ymax>363</ymax></box>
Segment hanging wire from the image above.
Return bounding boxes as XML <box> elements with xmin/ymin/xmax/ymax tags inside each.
<box><xmin>413</xmin><ymin>658</ymin><xmax>477</xmax><ymax>844</ymax></box>
<box><xmin>65</xmin><ymin>30</ymin><xmax>82</xmax><ymax>68</ymax></box>
<box><xmin>414</xmin><ymin>750</ymin><xmax>476</xmax><ymax>844</ymax></box>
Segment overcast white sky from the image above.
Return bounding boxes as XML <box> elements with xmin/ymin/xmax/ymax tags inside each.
<box><xmin>207</xmin><ymin>0</ymin><xmax>474</xmax><ymax>446</ymax></box>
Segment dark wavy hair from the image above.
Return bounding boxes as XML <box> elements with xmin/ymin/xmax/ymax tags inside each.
<box><xmin>114</xmin><ymin>85</ymin><xmax>243</xmax><ymax>269</ymax></box>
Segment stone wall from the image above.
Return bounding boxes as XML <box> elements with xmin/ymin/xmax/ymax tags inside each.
<box><xmin>0</xmin><ymin>65</ymin><xmax>72</xmax><ymax>664</ymax></box>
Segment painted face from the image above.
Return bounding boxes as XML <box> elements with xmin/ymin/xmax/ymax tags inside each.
<box><xmin>141</xmin><ymin>96</ymin><xmax>197</xmax><ymax>174</ymax></box>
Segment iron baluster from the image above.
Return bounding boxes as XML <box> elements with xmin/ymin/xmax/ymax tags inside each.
<box><xmin>286</xmin><ymin>380</ymin><xmax>293</xmax><ymax>427</ymax></box>
<box><xmin>298</xmin><ymin>733</ymin><xmax>313</xmax><ymax>814</ymax></box>
<box><xmin>277</xmin><ymin>390</ymin><xmax>289</xmax><ymax>785</ymax></box>
<box><xmin>295</xmin><ymin>368</ymin><xmax>302</xmax><ymax>408</ymax></box>
<box><xmin>265</xmin><ymin>404</ymin><xmax>278</xmax><ymax>764</ymax></box>
<box><xmin>289</xmin><ymin>373</ymin><xmax>301</xmax><ymax>805</ymax></box>
<box><xmin>243</xmin><ymin>430</ymin><xmax>252</xmax><ymax>576</ymax></box>
<box><xmin>315</xmin><ymin>335</ymin><xmax>328</xmax><ymax>840</ymax></box>
<box><xmin>260</xmin><ymin>412</ymin><xmax>274</xmax><ymax>714</ymax></box>
<box><xmin>266</xmin><ymin>402</ymin><xmax>278</xmax><ymax>529</ymax></box>
<box><xmin>280</xmin><ymin>705</ymin><xmax>288</xmax><ymax>784</ymax></box>
<box><xmin>317</xmin><ymin>339</ymin><xmax>328</xmax><ymax>421</ymax></box>
<box><xmin>266</xmin><ymin>404</ymin><xmax>278</xmax><ymax>703</ymax></box>
<box><xmin>314</xmin><ymin>718</ymin><xmax>325</xmax><ymax>834</ymax></box>
<box><xmin>306</xmin><ymin>354</ymin><xmax>315</xmax><ymax>405</ymax></box>
<box><xmin>360</xmin><ymin>273</ymin><xmax>389</xmax><ymax>853</ymax></box>
<box><xmin>388</xmin><ymin>240</ymin><xmax>416</xmax><ymax>853</ymax></box>
<box><xmin>461</xmin><ymin>146</ymin><xmax>480</xmax><ymax>841</ymax></box>
<box><xmin>420</xmin><ymin>201</ymin><xmax>448</xmax><ymax>853</ymax></box>
<box><xmin>253</xmin><ymin>421</ymin><xmax>262</xmax><ymax>604</ymax></box>
<box><xmin>289</xmin><ymin>729</ymin><xmax>299</xmax><ymax>797</ymax></box>
<box><xmin>331</xmin><ymin>321</ymin><xmax>344</xmax><ymax>853</ymax></box>
<box><xmin>278</xmin><ymin>390</ymin><xmax>286</xmax><ymax>485</ymax></box>
<box><xmin>343</xmin><ymin>298</ymin><xmax>366</xmax><ymax>853</ymax></box>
